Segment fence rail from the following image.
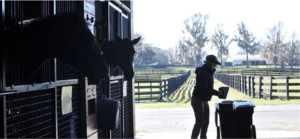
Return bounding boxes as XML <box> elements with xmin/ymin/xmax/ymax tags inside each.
<box><xmin>135</xmin><ymin>69</ymin><xmax>188</xmax><ymax>75</ymax></box>
<box><xmin>135</xmin><ymin>70</ymin><xmax>191</xmax><ymax>102</ymax></box>
<box><xmin>214</xmin><ymin>73</ymin><xmax>300</xmax><ymax>100</ymax></box>
<box><xmin>241</xmin><ymin>69</ymin><xmax>300</xmax><ymax>76</ymax></box>
<box><xmin>217</xmin><ymin>67</ymin><xmax>300</xmax><ymax>76</ymax></box>
<box><xmin>135</xmin><ymin>73</ymin><xmax>186</xmax><ymax>81</ymax></box>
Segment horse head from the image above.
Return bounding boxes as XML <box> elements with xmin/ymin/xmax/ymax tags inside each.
<box><xmin>114</xmin><ymin>36</ymin><xmax>141</xmax><ymax>80</ymax></box>
<box><xmin>22</xmin><ymin>12</ymin><xmax>108</xmax><ymax>84</ymax></box>
<box><xmin>54</xmin><ymin>12</ymin><xmax>109</xmax><ymax>84</ymax></box>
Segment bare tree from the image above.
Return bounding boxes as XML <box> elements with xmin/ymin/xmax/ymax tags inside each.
<box><xmin>176</xmin><ymin>39</ymin><xmax>189</xmax><ymax>65</ymax></box>
<box><xmin>286</xmin><ymin>31</ymin><xmax>300</xmax><ymax>69</ymax></box>
<box><xmin>133</xmin><ymin>34</ymin><xmax>155</xmax><ymax>65</ymax></box>
<box><xmin>211</xmin><ymin>23</ymin><xmax>233</xmax><ymax>68</ymax></box>
<box><xmin>233</xmin><ymin>21</ymin><xmax>260</xmax><ymax>68</ymax></box>
<box><xmin>150</xmin><ymin>47</ymin><xmax>169</xmax><ymax>65</ymax></box>
<box><xmin>198</xmin><ymin>50</ymin><xmax>207</xmax><ymax>66</ymax></box>
<box><xmin>166</xmin><ymin>48</ymin><xmax>176</xmax><ymax>64</ymax></box>
<box><xmin>261</xmin><ymin>22</ymin><xmax>286</xmax><ymax>69</ymax></box>
<box><xmin>182</xmin><ymin>13</ymin><xmax>209</xmax><ymax>66</ymax></box>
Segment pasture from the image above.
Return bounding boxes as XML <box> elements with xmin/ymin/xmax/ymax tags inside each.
<box><xmin>134</xmin><ymin>70</ymin><xmax>191</xmax><ymax>102</ymax></box>
<box><xmin>135</xmin><ymin>68</ymin><xmax>300</xmax><ymax>109</ymax></box>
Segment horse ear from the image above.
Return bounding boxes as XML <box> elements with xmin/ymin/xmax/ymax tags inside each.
<box><xmin>132</xmin><ymin>36</ymin><xmax>141</xmax><ymax>45</ymax></box>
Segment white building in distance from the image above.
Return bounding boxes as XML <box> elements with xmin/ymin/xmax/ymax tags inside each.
<box><xmin>228</xmin><ymin>55</ymin><xmax>266</xmax><ymax>66</ymax></box>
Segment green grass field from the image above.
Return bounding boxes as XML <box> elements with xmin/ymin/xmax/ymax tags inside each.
<box><xmin>135</xmin><ymin>72</ymin><xmax>300</xmax><ymax>109</ymax></box>
<box><xmin>134</xmin><ymin>73</ymin><xmax>185</xmax><ymax>102</ymax></box>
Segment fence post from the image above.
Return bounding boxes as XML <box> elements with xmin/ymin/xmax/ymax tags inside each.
<box><xmin>164</xmin><ymin>80</ymin><xmax>167</xmax><ymax>97</ymax></box>
<box><xmin>236</xmin><ymin>75</ymin><xmax>238</xmax><ymax>90</ymax></box>
<box><xmin>242</xmin><ymin>76</ymin><xmax>244</xmax><ymax>93</ymax></box>
<box><xmin>167</xmin><ymin>79</ymin><xmax>170</xmax><ymax>96</ymax></box>
<box><xmin>230</xmin><ymin>75</ymin><xmax>233</xmax><ymax>87</ymax></box>
<box><xmin>150</xmin><ymin>82</ymin><xmax>152</xmax><ymax>102</ymax></box>
<box><xmin>244</xmin><ymin>76</ymin><xmax>247</xmax><ymax>95</ymax></box>
<box><xmin>248</xmin><ymin>76</ymin><xmax>251</xmax><ymax>96</ymax></box>
<box><xmin>228</xmin><ymin>75</ymin><xmax>230</xmax><ymax>86</ymax></box>
<box><xmin>233</xmin><ymin>75</ymin><xmax>235</xmax><ymax>89</ymax></box>
<box><xmin>232</xmin><ymin>75</ymin><xmax>235</xmax><ymax>88</ymax></box>
<box><xmin>237</xmin><ymin>75</ymin><xmax>239</xmax><ymax>90</ymax></box>
<box><xmin>238</xmin><ymin>75</ymin><xmax>240</xmax><ymax>91</ymax></box>
<box><xmin>279</xmin><ymin>70</ymin><xmax>281</xmax><ymax>76</ymax></box>
<box><xmin>270</xmin><ymin>76</ymin><xmax>273</xmax><ymax>100</ymax></box>
<box><xmin>244</xmin><ymin>76</ymin><xmax>247</xmax><ymax>94</ymax></box>
<box><xmin>251</xmin><ymin>76</ymin><xmax>254</xmax><ymax>97</ymax></box>
<box><xmin>160</xmin><ymin>81</ymin><xmax>162</xmax><ymax>100</ymax></box>
<box><xmin>230</xmin><ymin>75</ymin><xmax>232</xmax><ymax>87</ymax></box>
<box><xmin>244</xmin><ymin>76</ymin><xmax>248</xmax><ymax>95</ymax></box>
<box><xmin>240</xmin><ymin>75</ymin><xmax>242</xmax><ymax>92</ymax></box>
<box><xmin>138</xmin><ymin>82</ymin><xmax>140</xmax><ymax>103</ymax></box>
<box><xmin>286</xmin><ymin>77</ymin><xmax>290</xmax><ymax>100</ymax></box>
<box><xmin>259</xmin><ymin>76</ymin><xmax>262</xmax><ymax>99</ymax></box>
<box><xmin>234</xmin><ymin>75</ymin><xmax>237</xmax><ymax>90</ymax></box>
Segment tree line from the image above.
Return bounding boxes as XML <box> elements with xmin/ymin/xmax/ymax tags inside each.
<box><xmin>134</xmin><ymin>13</ymin><xmax>300</xmax><ymax>69</ymax></box>
<box><xmin>133</xmin><ymin>34</ymin><xmax>169</xmax><ymax>65</ymax></box>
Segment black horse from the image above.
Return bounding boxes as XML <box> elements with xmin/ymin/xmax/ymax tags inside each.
<box><xmin>103</xmin><ymin>36</ymin><xmax>141</xmax><ymax>80</ymax></box>
<box><xmin>19</xmin><ymin>12</ymin><xmax>108</xmax><ymax>84</ymax></box>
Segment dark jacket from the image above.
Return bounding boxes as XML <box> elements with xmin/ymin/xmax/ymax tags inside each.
<box><xmin>192</xmin><ymin>64</ymin><xmax>219</xmax><ymax>101</ymax></box>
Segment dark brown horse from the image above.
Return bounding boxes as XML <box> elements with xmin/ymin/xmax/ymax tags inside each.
<box><xmin>103</xmin><ymin>36</ymin><xmax>141</xmax><ymax>80</ymax></box>
<box><xmin>20</xmin><ymin>12</ymin><xmax>108</xmax><ymax>84</ymax></box>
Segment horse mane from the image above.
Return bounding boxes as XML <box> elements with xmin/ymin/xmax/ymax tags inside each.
<box><xmin>10</xmin><ymin>11</ymin><xmax>111</xmax><ymax>83</ymax></box>
<box><xmin>18</xmin><ymin>12</ymin><xmax>90</xmax><ymax>83</ymax></box>
<box><xmin>22</xmin><ymin>12</ymin><xmax>86</xmax><ymax>31</ymax></box>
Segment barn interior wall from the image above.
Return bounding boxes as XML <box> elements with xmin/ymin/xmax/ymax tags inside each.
<box><xmin>0</xmin><ymin>0</ymin><xmax>134</xmax><ymax>138</ymax></box>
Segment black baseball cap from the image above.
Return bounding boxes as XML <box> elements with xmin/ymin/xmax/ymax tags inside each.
<box><xmin>206</xmin><ymin>55</ymin><xmax>221</xmax><ymax>65</ymax></box>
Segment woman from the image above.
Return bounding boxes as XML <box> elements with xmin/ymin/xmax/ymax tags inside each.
<box><xmin>191</xmin><ymin>55</ymin><xmax>222</xmax><ymax>139</ymax></box>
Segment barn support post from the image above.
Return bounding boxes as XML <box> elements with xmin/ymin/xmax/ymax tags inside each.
<box><xmin>1</xmin><ymin>0</ymin><xmax>5</xmax><ymax>91</ymax></box>
<box><xmin>54</xmin><ymin>58</ymin><xmax>58</xmax><ymax>138</ymax></box>
<box><xmin>1</xmin><ymin>96</ymin><xmax>6</xmax><ymax>138</ymax></box>
<box><xmin>1</xmin><ymin>1</ymin><xmax>136</xmax><ymax>138</ymax></box>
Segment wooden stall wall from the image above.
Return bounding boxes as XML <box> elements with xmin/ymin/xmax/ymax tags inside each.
<box><xmin>0</xmin><ymin>0</ymin><xmax>134</xmax><ymax>138</ymax></box>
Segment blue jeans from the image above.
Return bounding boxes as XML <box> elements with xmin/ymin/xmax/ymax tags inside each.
<box><xmin>191</xmin><ymin>96</ymin><xmax>209</xmax><ymax>139</ymax></box>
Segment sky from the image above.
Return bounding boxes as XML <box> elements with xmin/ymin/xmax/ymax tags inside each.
<box><xmin>133</xmin><ymin>0</ymin><xmax>300</xmax><ymax>59</ymax></box>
